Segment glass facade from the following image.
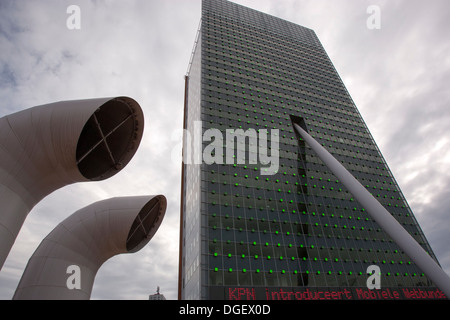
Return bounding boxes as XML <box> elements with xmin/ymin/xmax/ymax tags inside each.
<box><xmin>179</xmin><ymin>0</ymin><xmax>442</xmax><ymax>300</ymax></box>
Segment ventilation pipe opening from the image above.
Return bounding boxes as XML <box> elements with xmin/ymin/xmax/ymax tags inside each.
<box><xmin>126</xmin><ymin>195</ymin><xmax>167</xmax><ymax>253</ymax></box>
<box><xmin>76</xmin><ymin>97</ymin><xmax>144</xmax><ymax>181</ymax></box>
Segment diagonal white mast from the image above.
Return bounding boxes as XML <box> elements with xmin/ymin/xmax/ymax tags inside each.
<box><xmin>293</xmin><ymin>122</ymin><xmax>450</xmax><ymax>298</ymax></box>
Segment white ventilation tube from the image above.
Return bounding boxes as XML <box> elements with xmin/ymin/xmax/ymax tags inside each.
<box><xmin>13</xmin><ymin>195</ymin><xmax>166</xmax><ymax>300</ymax></box>
<box><xmin>0</xmin><ymin>97</ymin><xmax>144</xmax><ymax>269</ymax></box>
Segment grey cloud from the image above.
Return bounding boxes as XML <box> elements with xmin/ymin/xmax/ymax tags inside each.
<box><xmin>411</xmin><ymin>175</ymin><xmax>450</xmax><ymax>275</ymax></box>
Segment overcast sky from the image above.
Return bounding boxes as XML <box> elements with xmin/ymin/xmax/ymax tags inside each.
<box><xmin>0</xmin><ymin>0</ymin><xmax>449</xmax><ymax>300</ymax></box>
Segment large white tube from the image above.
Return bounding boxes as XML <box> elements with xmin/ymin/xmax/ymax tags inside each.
<box><xmin>0</xmin><ymin>97</ymin><xmax>144</xmax><ymax>269</ymax></box>
<box><xmin>293</xmin><ymin>122</ymin><xmax>450</xmax><ymax>298</ymax></box>
<box><xmin>13</xmin><ymin>195</ymin><xmax>166</xmax><ymax>300</ymax></box>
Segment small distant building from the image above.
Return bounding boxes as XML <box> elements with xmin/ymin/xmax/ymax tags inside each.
<box><xmin>149</xmin><ymin>286</ymin><xmax>166</xmax><ymax>300</ymax></box>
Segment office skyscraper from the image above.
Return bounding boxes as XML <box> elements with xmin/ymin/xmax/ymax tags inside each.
<box><xmin>179</xmin><ymin>0</ymin><xmax>445</xmax><ymax>300</ymax></box>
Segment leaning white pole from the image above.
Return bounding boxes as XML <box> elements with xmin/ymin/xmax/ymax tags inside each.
<box><xmin>13</xmin><ymin>195</ymin><xmax>167</xmax><ymax>300</ymax></box>
<box><xmin>293</xmin><ymin>122</ymin><xmax>450</xmax><ymax>298</ymax></box>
